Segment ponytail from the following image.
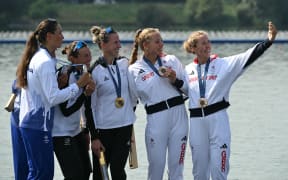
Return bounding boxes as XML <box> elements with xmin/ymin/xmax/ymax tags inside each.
<box><xmin>16</xmin><ymin>18</ymin><xmax>59</xmax><ymax>88</ymax></box>
<box><xmin>129</xmin><ymin>29</ymin><xmax>142</xmax><ymax>65</ymax></box>
<box><xmin>16</xmin><ymin>32</ymin><xmax>39</xmax><ymax>88</ymax></box>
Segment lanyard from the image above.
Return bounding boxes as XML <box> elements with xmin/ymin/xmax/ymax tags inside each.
<box><xmin>40</xmin><ymin>46</ymin><xmax>55</xmax><ymax>58</ymax></box>
<box><xmin>143</xmin><ymin>56</ymin><xmax>162</xmax><ymax>77</ymax></box>
<box><xmin>197</xmin><ymin>58</ymin><xmax>210</xmax><ymax>98</ymax></box>
<box><xmin>106</xmin><ymin>59</ymin><xmax>122</xmax><ymax>98</ymax></box>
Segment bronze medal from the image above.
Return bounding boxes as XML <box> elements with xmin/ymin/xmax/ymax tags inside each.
<box><xmin>115</xmin><ymin>97</ymin><xmax>125</xmax><ymax>108</ymax></box>
<box><xmin>199</xmin><ymin>98</ymin><xmax>208</xmax><ymax>108</ymax></box>
<box><xmin>158</xmin><ymin>66</ymin><xmax>167</xmax><ymax>76</ymax></box>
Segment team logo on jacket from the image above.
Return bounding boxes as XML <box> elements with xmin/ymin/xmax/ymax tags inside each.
<box><xmin>139</xmin><ymin>69</ymin><xmax>145</xmax><ymax>74</ymax></box>
<box><xmin>189</xmin><ymin>70</ymin><xmax>194</xmax><ymax>75</ymax></box>
<box><xmin>64</xmin><ymin>137</ymin><xmax>71</xmax><ymax>146</ymax></box>
<box><xmin>28</xmin><ymin>68</ymin><xmax>33</xmax><ymax>73</ymax></box>
<box><xmin>43</xmin><ymin>135</ymin><xmax>49</xmax><ymax>144</ymax></box>
<box><xmin>104</xmin><ymin>76</ymin><xmax>109</xmax><ymax>81</ymax></box>
<box><xmin>181</xmin><ymin>136</ymin><xmax>187</xmax><ymax>141</ymax></box>
<box><xmin>149</xmin><ymin>137</ymin><xmax>156</xmax><ymax>148</ymax></box>
<box><xmin>142</xmin><ymin>72</ymin><xmax>154</xmax><ymax>81</ymax></box>
<box><xmin>210</xmin><ymin>65</ymin><xmax>216</xmax><ymax>74</ymax></box>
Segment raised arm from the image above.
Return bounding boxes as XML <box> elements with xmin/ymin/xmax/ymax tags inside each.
<box><xmin>244</xmin><ymin>21</ymin><xmax>277</xmax><ymax>68</ymax></box>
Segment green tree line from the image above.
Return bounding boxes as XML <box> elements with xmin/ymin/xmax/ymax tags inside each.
<box><xmin>0</xmin><ymin>0</ymin><xmax>287</xmax><ymax>30</ymax></box>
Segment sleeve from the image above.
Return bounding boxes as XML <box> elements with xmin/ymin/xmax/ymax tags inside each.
<box><xmin>243</xmin><ymin>39</ymin><xmax>272</xmax><ymax>69</ymax></box>
<box><xmin>127</xmin><ymin>67</ymin><xmax>139</xmax><ymax>108</ymax></box>
<box><xmin>38</xmin><ymin>61</ymin><xmax>80</xmax><ymax>107</ymax></box>
<box><xmin>84</xmin><ymin>96</ymin><xmax>100</xmax><ymax>140</ymax></box>
<box><xmin>222</xmin><ymin>39</ymin><xmax>273</xmax><ymax>78</ymax></box>
<box><xmin>59</xmin><ymin>93</ymin><xmax>86</xmax><ymax>117</ymax></box>
<box><xmin>12</xmin><ymin>79</ymin><xmax>17</xmax><ymax>94</ymax></box>
<box><xmin>172</xmin><ymin>55</ymin><xmax>189</xmax><ymax>95</ymax></box>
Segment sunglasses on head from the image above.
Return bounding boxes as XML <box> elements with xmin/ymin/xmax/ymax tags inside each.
<box><xmin>105</xmin><ymin>27</ymin><xmax>114</xmax><ymax>34</ymax></box>
<box><xmin>73</xmin><ymin>41</ymin><xmax>87</xmax><ymax>52</ymax></box>
<box><xmin>47</xmin><ymin>18</ymin><xmax>57</xmax><ymax>22</ymax></box>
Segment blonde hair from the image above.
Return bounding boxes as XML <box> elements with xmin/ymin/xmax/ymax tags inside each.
<box><xmin>183</xmin><ymin>31</ymin><xmax>208</xmax><ymax>54</ymax></box>
<box><xmin>90</xmin><ymin>26</ymin><xmax>116</xmax><ymax>49</ymax></box>
<box><xmin>129</xmin><ymin>28</ymin><xmax>160</xmax><ymax>65</ymax></box>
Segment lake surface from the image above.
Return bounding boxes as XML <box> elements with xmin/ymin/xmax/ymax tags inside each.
<box><xmin>0</xmin><ymin>36</ymin><xmax>288</xmax><ymax>179</ymax></box>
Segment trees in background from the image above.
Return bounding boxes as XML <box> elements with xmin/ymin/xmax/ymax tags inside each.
<box><xmin>0</xmin><ymin>0</ymin><xmax>58</xmax><ymax>29</ymax></box>
<box><xmin>235</xmin><ymin>1</ymin><xmax>256</xmax><ymax>27</ymax></box>
<box><xmin>184</xmin><ymin>0</ymin><xmax>228</xmax><ymax>28</ymax></box>
<box><xmin>115</xmin><ymin>0</ymin><xmax>186</xmax><ymax>2</ymax></box>
<box><xmin>255</xmin><ymin>0</ymin><xmax>288</xmax><ymax>29</ymax></box>
<box><xmin>28</xmin><ymin>0</ymin><xmax>58</xmax><ymax>19</ymax></box>
<box><xmin>136</xmin><ymin>4</ymin><xmax>174</xmax><ymax>28</ymax></box>
<box><xmin>0</xmin><ymin>0</ymin><xmax>287</xmax><ymax>30</ymax></box>
<box><xmin>184</xmin><ymin>0</ymin><xmax>288</xmax><ymax>29</ymax></box>
<box><xmin>0</xmin><ymin>0</ymin><xmax>33</xmax><ymax>29</ymax></box>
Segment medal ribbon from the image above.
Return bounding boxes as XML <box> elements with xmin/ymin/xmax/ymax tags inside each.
<box><xmin>143</xmin><ymin>56</ymin><xmax>163</xmax><ymax>77</ymax></box>
<box><xmin>197</xmin><ymin>58</ymin><xmax>210</xmax><ymax>98</ymax></box>
<box><xmin>106</xmin><ymin>59</ymin><xmax>122</xmax><ymax>98</ymax></box>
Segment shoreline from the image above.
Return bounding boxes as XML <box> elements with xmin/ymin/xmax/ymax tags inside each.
<box><xmin>0</xmin><ymin>31</ymin><xmax>287</xmax><ymax>44</ymax></box>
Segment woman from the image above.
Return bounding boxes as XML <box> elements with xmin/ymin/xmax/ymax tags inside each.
<box><xmin>88</xmin><ymin>26</ymin><xmax>138</xmax><ymax>180</ymax></box>
<box><xmin>128</xmin><ymin>28</ymin><xmax>189</xmax><ymax>180</ymax></box>
<box><xmin>183</xmin><ymin>21</ymin><xmax>277</xmax><ymax>180</ymax></box>
<box><xmin>8</xmin><ymin>80</ymin><xmax>28</xmax><ymax>180</ymax></box>
<box><xmin>16</xmin><ymin>18</ymin><xmax>90</xmax><ymax>179</ymax></box>
<box><xmin>53</xmin><ymin>41</ymin><xmax>95</xmax><ymax>180</ymax></box>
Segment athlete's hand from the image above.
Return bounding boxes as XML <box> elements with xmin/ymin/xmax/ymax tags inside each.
<box><xmin>84</xmin><ymin>79</ymin><xmax>95</xmax><ymax>96</ymax></box>
<box><xmin>91</xmin><ymin>139</ymin><xmax>105</xmax><ymax>158</ymax></box>
<box><xmin>76</xmin><ymin>72</ymin><xmax>90</xmax><ymax>88</ymax></box>
<box><xmin>164</xmin><ymin>68</ymin><xmax>177</xmax><ymax>83</ymax></box>
<box><xmin>268</xmin><ymin>21</ymin><xmax>277</xmax><ymax>42</ymax></box>
<box><xmin>167</xmin><ymin>68</ymin><xmax>176</xmax><ymax>83</ymax></box>
<box><xmin>57</xmin><ymin>73</ymin><xmax>68</xmax><ymax>89</ymax></box>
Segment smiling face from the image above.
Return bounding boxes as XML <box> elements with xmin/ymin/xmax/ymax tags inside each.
<box><xmin>101</xmin><ymin>33</ymin><xmax>121</xmax><ymax>60</ymax></box>
<box><xmin>143</xmin><ymin>31</ymin><xmax>164</xmax><ymax>60</ymax></box>
<box><xmin>192</xmin><ymin>34</ymin><xmax>211</xmax><ymax>64</ymax></box>
<box><xmin>71</xmin><ymin>46</ymin><xmax>92</xmax><ymax>68</ymax></box>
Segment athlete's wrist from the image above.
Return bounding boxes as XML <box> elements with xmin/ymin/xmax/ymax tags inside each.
<box><xmin>172</xmin><ymin>78</ymin><xmax>184</xmax><ymax>88</ymax></box>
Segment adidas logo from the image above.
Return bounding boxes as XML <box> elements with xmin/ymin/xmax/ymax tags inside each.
<box><xmin>139</xmin><ymin>69</ymin><xmax>145</xmax><ymax>74</ymax></box>
<box><xmin>220</xmin><ymin>144</ymin><xmax>227</xmax><ymax>149</ymax></box>
<box><xmin>181</xmin><ymin>136</ymin><xmax>187</xmax><ymax>141</ymax></box>
<box><xmin>43</xmin><ymin>135</ymin><xmax>49</xmax><ymax>144</ymax></box>
<box><xmin>64</xmin><ymin>138</ymin><xmax>71</xmax><ymax>146</ymax></box>
<box><xmin>104</xmin><ymin>76</ymin><xmax>109</xmax><ymax>81</ymax></box>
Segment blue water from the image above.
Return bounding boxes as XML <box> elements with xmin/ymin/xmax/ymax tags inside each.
<box><xmin>0</xmin><ymin>41</ymin><xmax>288</xmax><ymax>180</ymax></box>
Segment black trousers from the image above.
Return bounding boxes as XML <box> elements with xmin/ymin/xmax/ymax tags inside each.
<box><xmin>53</xmin><ymin>131</ymin><xmax>92</xmax><ymax>180</ymax></box>
<box><xmin>92</xmin><ymin>124</ymin><xmax>133</xmax><ymax>180</ymax></box>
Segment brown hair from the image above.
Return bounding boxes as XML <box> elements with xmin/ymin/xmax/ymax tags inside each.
<box><xmin>16</xmin><ymin>18</ymin><xmax>59</xmax><ymax>88</ymax></box>
<box><xmin>61</xmin><ymin>41</ymin><xmax>88</xmax><ymax>59</ymax></box>
<box><xmin>129</xmin><ymin>28</ymin><xmax>160</xmax><ymax>65</ymax></box>
<box><xmin>90</xmin><ymin>26</ymin><xmax>116</xmax><ymax>49</ymax></box>
<box><xmin>183</xmin><ymin>30</ymin><xmax>208</xmax><ymax>54</ymax></box>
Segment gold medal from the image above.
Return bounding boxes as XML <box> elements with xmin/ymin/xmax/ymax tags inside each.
<box><xmin>115</xmin><ymin>97</ymin><xmax>125</xmax><ymax>108</ymax></box>
<box><xmin>158</xmin><ymin>66</ymin><xmax>167</xmax><ymax>76</ymax></box>
<box><xmin>199</xmin><ymin>98</ymin><xmax>208</xmax><ymax>108</ymax></box>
